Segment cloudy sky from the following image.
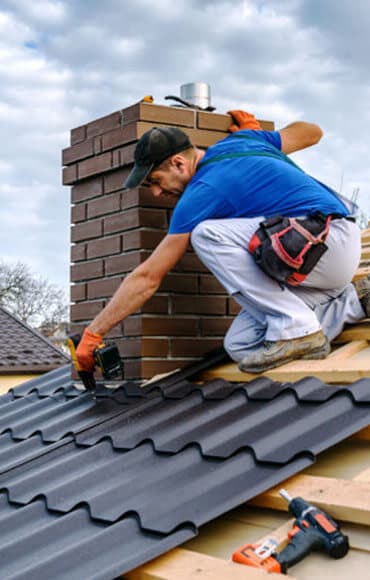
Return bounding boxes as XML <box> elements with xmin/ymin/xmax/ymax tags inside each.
<box><xmin>0</xmin><ymin>0</ymin><xmax>369</xmax><ymax>296</ymax></box>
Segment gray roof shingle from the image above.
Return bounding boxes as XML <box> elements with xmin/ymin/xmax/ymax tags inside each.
<box><xmin>0</xmin><ymin>307</ymin><xmax>68</xmax><ymax>373</ymax></box>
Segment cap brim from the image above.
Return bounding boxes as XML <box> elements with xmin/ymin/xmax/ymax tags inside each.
<box><xmin>123</xmin><ymin>162</ymin><xmax>154</xmax><ymax>190</ymax></box>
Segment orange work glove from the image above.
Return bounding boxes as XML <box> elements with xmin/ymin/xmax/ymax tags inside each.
<box><xmin>227</xmin><ymin>110</ymin><xmax>262</xmax><ymax>132</ymax></box>
<box><xmin>76</xmin><ymin>327</ymin><xmax>103</xmax><ymax>372</ymax></box>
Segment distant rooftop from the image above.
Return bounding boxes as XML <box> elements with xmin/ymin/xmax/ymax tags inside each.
<box><xmin>0</xmin><ymin>306</ymin><xmax>69</xmax><ymax>374</ymax></box>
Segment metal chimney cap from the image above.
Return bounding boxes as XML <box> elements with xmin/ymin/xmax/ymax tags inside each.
<box><xmin>180</xmin><ymin>83</ymin><xmax>211</xmax><ymax>110</ymax></box>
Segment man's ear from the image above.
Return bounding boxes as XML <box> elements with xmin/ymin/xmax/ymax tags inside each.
<box><xmin>172</xmin><ymin>154</ymin><xmax>186</xmax><ymax>172</ymax></box>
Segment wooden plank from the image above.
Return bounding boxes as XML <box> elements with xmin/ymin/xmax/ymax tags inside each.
<box><xmin>353</xmin><ymin>266</ymin><xmax>370</xmax><ymax>281</ymax></box>
<box><xmin>125</xmin><ymin>547</ymin><xmax>295</xmax><ymax>580</ymax></box>
<box><xmin>323</xmin><ymin>341</ymin><xmax>368</xmax><ymax>360</ymax></box>
<box><xmin>350</xmin><ymin>426</ymin><xmax>370</xmax><ymax>441</ymax></box>
<box><xmin>199</xmin><ymin>343</ymin><xmax>370</xmax><ymax>384</ymax></box>
<box><xmin>354</xmin><ymin>468</ymin><xmax>370</xmax><ymax>482</ymax></box>
<box><xmin>334</xmin><ymin>321</ymin><xmax>370</xmax><ymax>343</ymax></box>
<box><xmin>200</xmin><ymin>340</ymin><xmax>370</xmax><ymax>384</ymax></box>
<box><xmin>249</xmin><ymin>474</ymin><xmax>370</xmax><ymax>526</ymax></box>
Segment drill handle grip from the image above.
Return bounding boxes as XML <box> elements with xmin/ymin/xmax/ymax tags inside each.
<box><xmin>276</xmin><ymin>529</ymin><xmax>323</xmax><ymax>572</ymax></box>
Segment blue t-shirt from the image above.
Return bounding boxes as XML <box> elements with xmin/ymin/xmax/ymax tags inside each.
<box><xmin>169</xmin><ymin>130</ymin><xmax>348</xmax><ymax>234</ymax></box>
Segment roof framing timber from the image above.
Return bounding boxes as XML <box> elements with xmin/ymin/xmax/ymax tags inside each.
<box><xmin>249</xmin><ymin>473</ymin><xmax>370</xmax><ymax>526</ymax></box>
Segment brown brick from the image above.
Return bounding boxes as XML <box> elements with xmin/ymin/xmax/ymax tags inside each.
<box><xmin>122</xmin><ymin>229</ymin><xmax>165</xmax><ymax>251</ymax></box>
<box><xmin>115</xmin><ymin>337</ymin><xmax>169</xmax><ymax>357</ymax></box>
<box><xmin>199</xmin><ymin>275</ymin><xmax>225</xmax><ymax>294</ymax></box>
<box><xmin>123</xmin><ymin>316</ymin><xmax>142</xmax><ymax>336</ymax></box>
<box><xmin>138</xmin><ymin>295</ymin><xmax>168</xmax><ymax>314</ymax></box>
<box><xmin>71</xmin><ymin>260</ymin><xmax>104</xmax><ymax>282</ymax></box>
<box><xmin>171</xmin><ymin>295</ymin><xmax>226</xmax><ymax>315</ymax></box>
<box><xmin>86</xmin><ymin>111</ymin><xmax>122</xmax><ymax>139</ymax></box>
<box><xmin>123</xmin><ymin>359</ymin><xmax>141</xmax><ymax>380</ymax></box>
<box><xmin>69</xmin><ymin>322</ymin><xmax>85</xmax><ymax>336</ymax></box>
<box><xmin>71</xmin><ymin>177</ymin><xmax>103</xmax><ymax>203</ymax></box>
<box><xmin>115</xmin><ymin>337</ymin><xmax>141</xmax><ymax>357</ymax></box>
<box><xmin>124</xmin><ymin>315</ymin><xmax>199</xmax><ymax>337</ymax></box>
<box><xmin>78</xmin><ymin>151</ymin><xmax>112</xmax><ymax>180</ymax></box>
<box><xmin>71</xmin><ymin>219</ymin><xmax>103</xmax><ymax>243</ymax></box>
<box><xmin>93</xmin><ymin>136</ymin><xmax>103</xmax><ymax>155</ymax></box>
<box><xmin>228</xmin><ymin>297</ymin><xmax>241</xmax><ymax>315</ymax></box>
<box><xmin>105</xmin><ymin>322</ymin><xmax>124</xmax><ymax>339</ymax></box>
<box><xmin>159</xmin><ymin>273</ymin><xmax>198</xmax><ymax>293</ymax></box>
<box><xmin>71</xmin><ymin>300</ymin><xmax>105</xmax><ymax>321</ymax></box>
<box><xmin>70</xmin><ymin>283</ymin><xmax>86</xmax><ymax>302</ymax></box>
<box><xmin>87</xmin><ymin>277</ymin><xmax>122</xmax><ymax>299</ymax></box>
<box><xmin>142</xmin><ymin>338</ymin><xmax>169</xmax><ymax>357</ymax></box>
<box><xmin>103</xmin><ymin>168</ymin><xmax>130</xmax><ymax>194</ymax></box>
<box><xmin>104</xmin><ymin>250</ymin><xmax>150</xmax><ymax>275</ymax></box>
<box><xmin>197</xmin><ymin>111</ymin><xmax>274</xmax><ymax>132</ymax></box>
<box><xmin>112</xmin><ymin>149</ymin><xmax>121</xmax><ymax>168</ymax></box>
<box><xmin>71</xmin><ymin>243</ymin><xmax>86</xmax><ymax>262</ymax></box>
<box><xmin>101</xmin><ymin>123</ymin><xmax>138</xmax><ymax>152</ymax></box>
<box><xmin>122</xmin><ymin>102</ymin><xmax>197</xmax><ymax>128</ymax></box>
<box><xmin>71</xmin><ymin>203</ymin><xmax>87</xmax><ymax>223</ymax></box>
<box><xmin>174</xmin><ymin>253</ymin><xmax>209</xmax><ymax>273</ymax></box>
<box><xmin>121</xmin><ymin>187</ymin><xmax>176</xmax><ymax>210</ymax></box>
<box><xmin>63</xmin><ymin>164</ymin><xmax>77</xmax><ymax>185</ymax></box>
<box><xmin>87</xmin><ymin>235</ymin><xmax>121</xmax><ymax>259</ymax></box>
<box><xmin>87</xmin><ymin>193</ymin><xmax>121</xmax><ymax>219</ymax></box>
<box><xmin>200</xmin><ymin>317</ymin><xmax>233</xmax><ymax>336</ymax></box>
<box><xmin>171</xmin><ymin>337</ymin><xmax>222</xmax><ymax>357</ymax></box>
<box><xmin>71</xmin><ymin>125</ymin><xmax>86</xmax><ymax>145</ymax></box>
<box><xmin>104</xmin><ymin>208</ymin><xmax>167</xmax><ymax>235</ymax></box>
<box><xmin>197</xmin><ymin>111</ymin><xmax>231</xmax><ymax>132</ymax></box>
<box><xmin>119</xmin><ymin>143</ymin><xmax>136</xmax><ymax>165</ymax></box>
<box><xmin>62</xmin><ymin>139</ymin><xmax>94</xmax><ymax>165</ymax></box>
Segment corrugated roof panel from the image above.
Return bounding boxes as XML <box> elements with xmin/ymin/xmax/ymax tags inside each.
<box><xmin>0</xmin><ymin>367</ymin><xmax>369</xmax><ymax>579</ymax></box>
<box><xmin>0</xmin><ymin>433</ymin><xmax>72</xmax><ymax>474</ymax></box>
<box><xmin>76</xmin><ymin>379</ymin><xmax>370</xmax><ymax>461</ymax></box>
<box><xmin>0</xmin><ymin>497</ymin><xmax>193</xmax><ymax>580</ymax></box>
<box><xmin>0</xmin><ymin>440</ymin><xmax>312</xmax><ymax>533</ymax></box>
<box><xmin>10</xmin><ymin>365</ymin><xmax>75</xmax><ymax>398</ymax></box>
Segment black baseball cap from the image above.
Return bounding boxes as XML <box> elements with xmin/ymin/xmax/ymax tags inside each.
<box><xmin>123</xmin><ymin>126</ymin><xmax>192</xmax><ymax>189</ymax></box>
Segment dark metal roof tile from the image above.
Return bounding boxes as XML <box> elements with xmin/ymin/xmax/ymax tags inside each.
<box><xmin>0</xmin><ymin>498</ymin><xmax>193</xmax><ymax>580</ymax></box>
<box><xmin>0</xmin><ymin>439</ymin><xmax>313</xmax><ymax>534</ymax></box>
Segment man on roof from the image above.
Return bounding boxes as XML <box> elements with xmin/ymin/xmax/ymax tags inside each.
<box><xmin>76</xmin><ymin>110</ymin><xmax>369</xmax><ymax>374</ymax></box>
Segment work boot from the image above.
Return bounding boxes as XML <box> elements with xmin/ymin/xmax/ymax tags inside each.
<box><xmin>353</xmin><ymin>275</ymin><xmax>370</xmax><ymax>317</ymax></box>
<box><xmin>238</xmin><ymin>329</ymin><xmax>330</xmax><ymax>373</ymax></box>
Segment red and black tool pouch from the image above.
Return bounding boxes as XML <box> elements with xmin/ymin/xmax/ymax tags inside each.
<box><xmin>248</xmin><ymin>214</ymin><xmax>331</xmax><ymax>286</ymax></box>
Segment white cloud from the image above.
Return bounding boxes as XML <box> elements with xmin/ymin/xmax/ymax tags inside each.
<box><xmin>0</xmin><ymin>0</ymin><xmax>368</xmax><ymax>294</ymax></box>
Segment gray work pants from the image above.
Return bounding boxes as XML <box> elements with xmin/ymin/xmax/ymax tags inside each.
<box><xmin>191</xmin><ymin>217</ymin><xmax>363</xmax><ymax>362</ymax></box>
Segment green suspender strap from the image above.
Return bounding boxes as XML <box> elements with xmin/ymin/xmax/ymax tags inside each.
<box><xmin>197</xmin><ymin>133</ymin><xmax>303</xmax><ymax>171</ymax></box>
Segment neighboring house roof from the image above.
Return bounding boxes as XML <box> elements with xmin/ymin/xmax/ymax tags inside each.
<box><xmin>0</xmin><ymin>306</ymin><xmax>69</xmax><ymax>374</ymax></box>
<box><xmin>0</xmin><ymin>366</ymin><xmax>369</xmax><ymax>579</ymax></box>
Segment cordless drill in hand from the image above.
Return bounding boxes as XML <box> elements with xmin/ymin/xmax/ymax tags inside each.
<box><xmin>66</xmin><ymin>334</ymin><xmax>123</xmax><ymax>391</ymax></box>
<box><xmin>232</xmin><ymin>488</ymin><xmax>349</xmax><ymax>574</ymax></box>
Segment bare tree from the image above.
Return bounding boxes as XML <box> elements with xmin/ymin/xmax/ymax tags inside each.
<box><xmin>0</xmin><ymin>261</ymin><xmax>69</xmax><ymax>333</ymax></box>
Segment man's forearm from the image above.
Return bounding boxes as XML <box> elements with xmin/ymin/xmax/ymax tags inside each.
<box><xmin>88</xmin><ymin>268</ymin><xmax>160</xmax><ymax>336</ymax></box>
<box><xmin>279</xmin><ymin>121</ymin><xmax>323</xmax><ymax>154</ymax></box>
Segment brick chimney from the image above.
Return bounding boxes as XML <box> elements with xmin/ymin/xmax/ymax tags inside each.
<box><xmin>63</xmin><ymin>100</ymin><xmax>274</xmax><ymax>380</ymax></box>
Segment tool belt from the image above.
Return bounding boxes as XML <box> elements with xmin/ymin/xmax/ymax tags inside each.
<box><xmin>248</xmin><ymin>213</ymin><xmax>332</xmax><ymax>286</ymax></box>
